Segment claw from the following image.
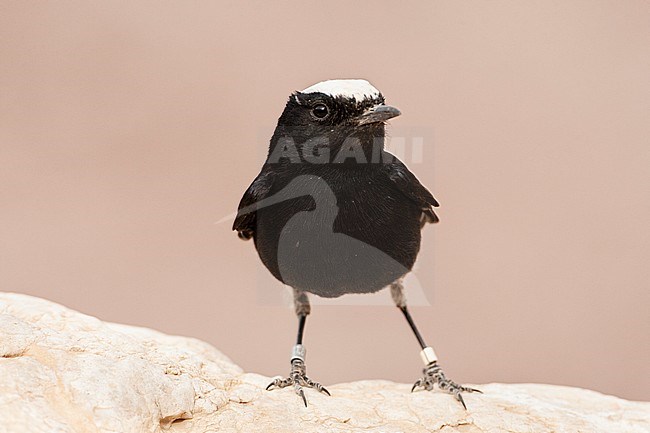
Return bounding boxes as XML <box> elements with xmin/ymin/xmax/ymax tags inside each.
<box><xmin>266</xmin><ymin>377</ymin><xmax>287</xmax><ymax>391</ymax></box>
<box><xmin>456</xmin><ymin>392</ymin><xmax>467</xmax><ymax>410</ymax></box>
<box><xmin>310</xmin><ymin>381</ymin><xmax>331</xmax><ymax>396</ymax></box>
<box><xmin>299</xmin><ymin>388</ymin><xmax>307</xmax><ymax>407</ymax></box>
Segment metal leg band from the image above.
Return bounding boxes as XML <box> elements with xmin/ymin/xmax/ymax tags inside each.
<box><xmin>291</xmin><ymin>344</ymin><xmax>306</xmax><ymax>362</ymax></box>
<box><xmin>420</xmin><ymin>346</ymin><xmax>438</xmax><ymax>365</ymax></box>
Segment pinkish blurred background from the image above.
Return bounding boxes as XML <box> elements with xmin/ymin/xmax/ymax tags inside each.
<box><xmin>1</xmin><ymin>1</ymin><xmax>648</xmax><ymax>401</ymax></box>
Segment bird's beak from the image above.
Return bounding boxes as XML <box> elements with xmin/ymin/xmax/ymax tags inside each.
<box><xmin>357</xmin><ymin>104</ymin><xmax>401</xmax><ymax>125</ymax></box>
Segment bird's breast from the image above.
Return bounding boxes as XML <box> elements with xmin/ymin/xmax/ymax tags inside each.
<box><xmin>254</xmin><ymin>167</ymin><xmax>422</xmax><ymax>297</ymax></box>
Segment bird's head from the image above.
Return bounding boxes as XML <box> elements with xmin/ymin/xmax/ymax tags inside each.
<box><xmin>268</xmin><ymin>79</ymin><xmax>400</xmax><ymax>164</ymax></box>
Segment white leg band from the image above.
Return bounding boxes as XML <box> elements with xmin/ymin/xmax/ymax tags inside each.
<box><xmin>291</xmin><ymin>344</ymin><xmax>306</xmax><ymax>362</ymax></box>
<box><xmin>420</xmin><ymin>346</ymin><xmax>438</xmax><ymax>365</ymax></box>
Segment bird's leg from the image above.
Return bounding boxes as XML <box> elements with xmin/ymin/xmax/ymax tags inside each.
<box><xmin>266</xmin><ymin>288</ymin><xmax>330</xmax><ymax>407</ymax></box>
<box><xmin>391</xmin><ymin>280</ymin><xmax>481</xmax><ymax>409</ymax></box>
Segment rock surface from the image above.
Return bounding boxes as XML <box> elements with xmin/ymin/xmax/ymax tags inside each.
<box><xmin>0</xmin><ymin>293</ymin><xmax>648</xmax><ymax>433</ymax></box>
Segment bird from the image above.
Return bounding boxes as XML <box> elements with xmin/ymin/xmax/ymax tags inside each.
<box><xmin>233</xmin><ymin>79</ymin><xmax>480</xmax><ymax>408</ymax></box>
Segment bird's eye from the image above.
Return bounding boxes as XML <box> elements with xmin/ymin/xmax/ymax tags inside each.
<box><xmin>311</xmin><ymin>104</ymin><xmax>329</xmax><ymax>119</ymax></box>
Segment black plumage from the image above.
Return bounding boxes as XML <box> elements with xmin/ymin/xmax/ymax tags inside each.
<box><xmin>232</xmin><ymin>80</ymin><xmax>478</xmax><ymax>408</ymax></box>
<box><xmin>233</xmin><ymin>88</ymin><xmax>438</xmax><ymax>297</ymax></box>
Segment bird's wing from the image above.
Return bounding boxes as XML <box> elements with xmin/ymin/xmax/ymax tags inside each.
<box><xmin>382</xmin><ymin>155</ymin><xmax>440</xmax><ymax>226</ymax></box>
<box><xmin>232</xmin><ymin>166</ymin><xmax>275</xmax><ymax>240</ymax></box>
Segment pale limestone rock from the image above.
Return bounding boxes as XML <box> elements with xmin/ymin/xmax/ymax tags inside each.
<box><xmin>0</xmin><ymin>293</ymin><xmax>648</xmax><ymax>433</ymax></box>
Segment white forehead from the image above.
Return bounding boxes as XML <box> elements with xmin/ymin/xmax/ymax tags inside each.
<box><xmin>300</xmin><ymin>79</ymin><xmax>380</xmax><ymax>101</ymax></box>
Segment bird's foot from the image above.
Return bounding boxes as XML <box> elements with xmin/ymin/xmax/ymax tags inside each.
<box><xmin>266</xmin><ymin>357</ymin><xmax>330</xmax><ymax>407</ymax></box>
<box><xmin>411</xmin><ymin>361</ymin><xmax>481</xmax><ymax>409</ymax></box>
